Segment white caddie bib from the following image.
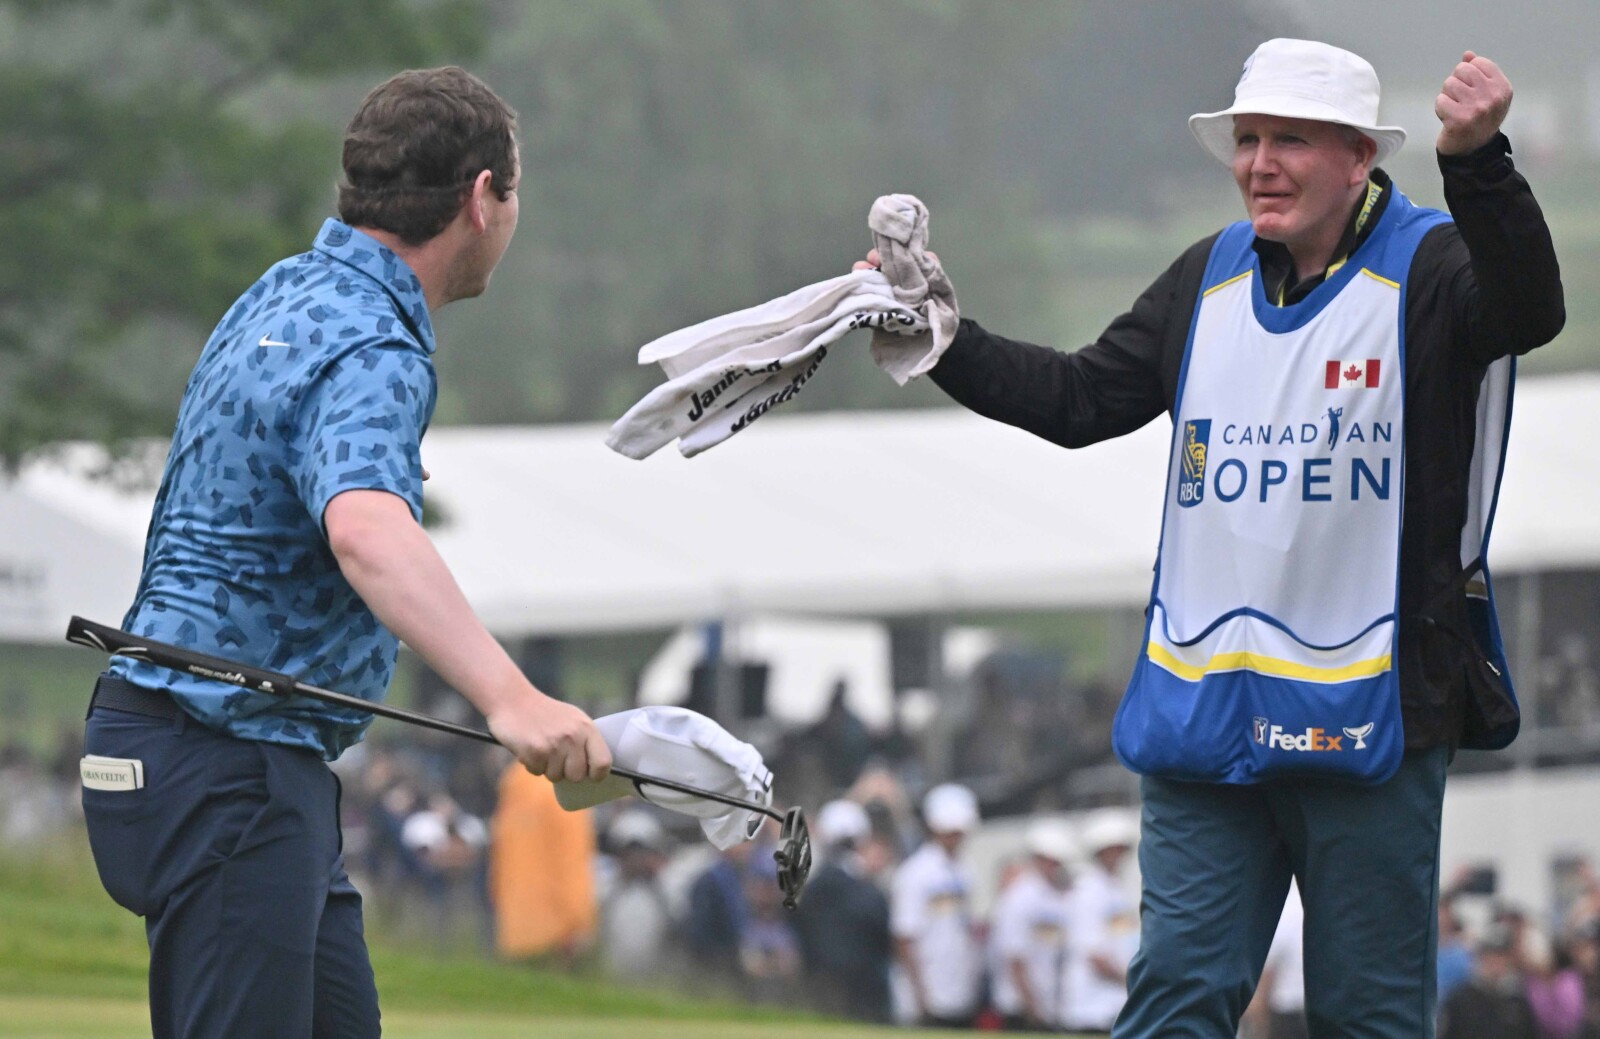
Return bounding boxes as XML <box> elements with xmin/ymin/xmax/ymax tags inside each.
<box><xmin>1113</xmin><ymin>190</ymin><xmax>1513</xmax><ymax>784</ymax></box>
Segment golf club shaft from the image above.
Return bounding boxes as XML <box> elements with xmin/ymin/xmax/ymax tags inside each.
<box><xmin>66</xmin><ymin>616</ymin><xmax>782</xmax><ymax>822</ymax></box>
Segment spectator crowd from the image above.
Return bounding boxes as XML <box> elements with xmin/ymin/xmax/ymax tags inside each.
<box><xmin>1433</xmin><ymin>864</ymin><xmax>1600</xmax><ymax>1039</ymax></box>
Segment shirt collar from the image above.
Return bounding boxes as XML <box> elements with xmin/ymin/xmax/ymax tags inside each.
<box><xmin>312</xmin><ymin>219</ymin><xmax>437</xmax><ymax>354</ymax></box>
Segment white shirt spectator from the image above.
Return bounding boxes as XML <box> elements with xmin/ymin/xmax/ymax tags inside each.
<box><xmin>891</xmin><ymin>840</ymin><xmax>981</xmax><ymax>1020</ymax></box>
<box><xmin>1063</xmin><ymin>861</ymin><xmax>1140</xmax><ymax>1030</ymax></box>
<box><xmin>990</xmin><ymin>866</ymin><xmax>1070</xmax><ymax>1025</ymax></box>
<box><xmin>601</xmin><ymin>878</ymin><xmax>677</xmax><ymax>978</ymax></box>
<box><xmin>1264</xmin><ymin>882</ymin><xmax>1306</xmax><ymax>1014</ymax></box>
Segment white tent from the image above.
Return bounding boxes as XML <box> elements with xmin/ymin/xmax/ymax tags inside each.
<box><xmin>636</xmin><ymin>615</ymin><xmax>897</xmax><ymax>729</ymax></box>
<box><xmin>4</xmin><ymin>373</ymin><xmax>1599</xmax><ymax>644</ymax></box>
<box><xmin>0</xmin><ymin>451</ymin><xmax>152</xmax><ymax>643</ymax></box>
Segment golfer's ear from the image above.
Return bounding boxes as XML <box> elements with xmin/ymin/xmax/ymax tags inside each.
<box><xmin>466</xmin><ymin>169</ymin><xmax>494</xmax><ymax>232</ymax></box>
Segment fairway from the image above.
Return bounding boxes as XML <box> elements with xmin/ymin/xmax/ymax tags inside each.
<box><xmin>1</xmin><ymin>845</ymin><xmax>1065</xmax><ymax>1039</ymax></box>
<box><xmin>0</xmin><ymin>996</ymin><xmax>984</xmax><ymax>1039</ymax></box>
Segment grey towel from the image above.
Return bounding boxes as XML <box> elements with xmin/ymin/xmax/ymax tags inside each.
<box><xmin>867</xmin><ymin>193</ymin><xmax>960</xmax><ymax>385</ymax></box>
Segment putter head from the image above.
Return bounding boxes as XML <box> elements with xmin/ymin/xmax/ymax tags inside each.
<box><xmin>773</xmin><ymin>806</ymin><xmax>813</xmax><ymax>910</ymax></box>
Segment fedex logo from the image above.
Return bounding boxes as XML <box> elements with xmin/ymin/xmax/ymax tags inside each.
<box><xmin>1254</xmin><ymin>722</ymin><xmax>1344</xmax><ymax>752</ymax></box>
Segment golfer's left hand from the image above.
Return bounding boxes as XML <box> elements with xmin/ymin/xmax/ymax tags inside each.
<box><xmin>1436</xmin><ymin>51</ymin><xmax>1513</xmax><ymax>156</ymax></box>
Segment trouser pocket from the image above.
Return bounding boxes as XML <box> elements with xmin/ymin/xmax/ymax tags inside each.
<box><xmin>82</xmin><ymin>783</ymin><xmax>161</xmax><ymax>916</ymax></box>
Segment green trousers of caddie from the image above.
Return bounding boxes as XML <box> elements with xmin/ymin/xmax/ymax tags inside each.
<box><xmin>1114</xmin><ymin>747</ymin><xmax>1449</xmax><ymax>1039</ymax></box>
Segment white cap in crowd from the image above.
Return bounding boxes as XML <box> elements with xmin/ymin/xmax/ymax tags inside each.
<box><xmin>922</xmin><ymin>782</ymin><xmax>980</xmax><ymax>834</ymax></box>
<box><xmin>1080</xmin><ymin>807</ymin><xmax>1140</xmax><ymax>855</ymax></box>
<box><xmin>1024</xmin><ymin>817</ymin><xmax>1078</xmax><ymax>864</ymax></box>
<box><xmin>816</xmin><ymin>799</ymin><xmax>872</xmax><ymax>848</ymax></box>
<box><xmin>607</xmin><ymin>808</ymin><xmax>667</xmax><ymax>851</ymax></box>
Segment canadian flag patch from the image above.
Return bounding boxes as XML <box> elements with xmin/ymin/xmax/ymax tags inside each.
<box><xmin>1326</xmin><ymin>359</ymin><xmax>1381</xmax><ymax>389</ymax></box>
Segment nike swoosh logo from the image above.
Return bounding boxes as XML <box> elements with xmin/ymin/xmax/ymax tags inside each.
<box><xmin>258</xmin><ymin>334</ymin><xmax>291</xmax><ymax>348</ymax></box>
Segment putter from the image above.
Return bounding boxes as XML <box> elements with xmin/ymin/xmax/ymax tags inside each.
<box><xmin>66</xmin><ymin>616</ymin><xmax>812</xmax><ymax>908</ymax></box>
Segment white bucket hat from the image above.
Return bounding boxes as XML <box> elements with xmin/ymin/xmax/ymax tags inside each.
<box><xmin>1188</xmin><ymin>38</ymin><xmax>1406</xmax><ymax>167</ymax></box>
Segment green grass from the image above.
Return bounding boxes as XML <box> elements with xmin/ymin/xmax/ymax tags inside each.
<box><xmin>0</xmin><ymin>995</ymin><xmax>946</xmax><ymax>1039</ymax></box>
<box><xmin>0</xmin><ymin>840</ymin><xmax>1031</xmax><ymax>1038</ymax></box>
<box><xmin>0</xmin><ymin>839</ymin><xmax>785</xmax><ymax>1018</ymax></box>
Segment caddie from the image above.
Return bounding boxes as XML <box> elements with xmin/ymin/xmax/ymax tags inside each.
<box><xmin>859</xmin><ymin>38</ymin><xmax>1563</xmax><ymax>1038</ymax></box>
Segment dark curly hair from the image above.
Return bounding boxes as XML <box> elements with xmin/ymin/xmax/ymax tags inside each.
<box><xmin>338</xmin><ymin>67</ymin><xmax>518</xmax><ymax>246</ymax></box>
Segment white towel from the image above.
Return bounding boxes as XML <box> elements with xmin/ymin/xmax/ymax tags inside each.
<box><xmin>553</xmin><ymin>706</ymin><xmax>774</xmax><ymax>850</ymax></box>
<box><xmin>606</xmin><ymin>193</ymin><xmax>958</xmax><ymax>459</ymax></box>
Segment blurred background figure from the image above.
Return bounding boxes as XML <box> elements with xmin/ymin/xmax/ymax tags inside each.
<box><xmin>1439</xmin><ymin>923</ymin><xmax>1540</xmax><ymax>1039</ymax></box>
<box><xmin>892</xmin><ymin>783</ymin><xmax>983</xmax><ymax>1027</ymax></box>
<box><xmin>597</xmin><ymin>809</ymin><xmax>679</xmax><ymax>980</ymax></box>
<box><xmin>685</xmin><ymin>835</ymin><xmax>756</xmax><ymax>983</ymax></box>
<box><xmin>989</xmin><ymin>818</ymin><xmax>1075</xmax><ymax>1032</ymax></box>
<box><xmin>1244</xmin><ymin>880</ymin><xmax>1307</xmax><ymax>1039</ymax></box>
<box><xmin>1063</xmin><ymin>808</ymin><xmax>1139</xmax><ymax>1035</ymax></box>
<box><xmin>488</xmin><ymin>763</ymin><xmax>596</xmax><ymax>965</ymax></box>
<box><xmin>805</xmin><ymin>680</ymin><xmax>874</xmax><ymax>791</ymax></box>
<box><xmin>401</xmin><ymin>790</ymin><xmax>491</xmax><ymax>944</ymax></box>
<box><xmin>1527</xmin><ymin>929</ymin><xmax>1590</xmax><ymax>1039</ymax></box>
<box><xmin>793</xmin><ymin>798</ymin><xmax>893</xmax><ymax>1022</ymax></box>
<box><xmin>1571</xmin><ymin>919</ymin><xmax>1600</xmax><ymax>1039</ymax></box>
<box><xmin>848</xmin><ymin>764</ymin><xmax>916</xmax><ymax>860</ymax></box>
<box><xmin>739</xmin><ymin>852</ymin><xmax>803</xmax><ymax>1003</ymax></box>
<box><xmin>0</xmin><ymin>739</ymin><xmax>71</xmax><ymax>845</ymax></box>
<box><xmin>1438</xmin><ymin>893</ymin><xmax>1478</xmax><ymax>1009</ymax></box>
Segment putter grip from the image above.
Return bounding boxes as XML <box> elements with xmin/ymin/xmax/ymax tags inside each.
<box><xmin>67</xmin><ymin>615</ymin><xmax>300</xmax><ymax>697</ymax></box>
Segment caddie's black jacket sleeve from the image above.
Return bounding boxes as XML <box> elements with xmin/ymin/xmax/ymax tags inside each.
<box><xmin>1432</xmin><ymin>133</ymin><xmax>1565</xmax><ymax>366</ymax></box>
<box><xmin>928</xmin><ymin>235</ymin><xmax>1215</xmax><ymax>448</ymax></box>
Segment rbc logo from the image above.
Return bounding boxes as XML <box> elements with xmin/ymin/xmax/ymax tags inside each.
<box><xmin>1178</xmin><ymin>420</ymin><xmax>1211</xmax><ymax>508</ymax></box>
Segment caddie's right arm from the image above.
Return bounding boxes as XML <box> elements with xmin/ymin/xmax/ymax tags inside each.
<box><xmin>856</xmin><ymin>239</ymin><xmax>1204</xmax><ymax>449</ymax></box>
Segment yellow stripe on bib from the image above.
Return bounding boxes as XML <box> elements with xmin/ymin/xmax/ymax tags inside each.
<box><xmin>1202</xmin><ymin>271</ymin><xmax>1253</xmax><ymax>297</ymax></box>
<box><xmin>1146</xmin><ymin>641</ymin><xmax>1392</xmax><ymax>683</ymax></box>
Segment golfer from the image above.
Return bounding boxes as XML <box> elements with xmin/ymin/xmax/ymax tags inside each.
<box><xmin>861</xmin><ymin>40</ymin><xmax>1563</xmax><ymax>1037</ymax></box>
<box><xmin>79</xmin><ymin>67</ymin><xmax>610</xmax><ymax>1038</ymax></box>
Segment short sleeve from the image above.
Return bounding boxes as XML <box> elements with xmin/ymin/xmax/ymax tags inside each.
<box><xmin>294</xmin><ymin>344</ymin><xmax>436</xmax><ymax>526</ymax></box>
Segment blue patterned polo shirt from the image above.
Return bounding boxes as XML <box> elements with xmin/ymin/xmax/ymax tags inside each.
<box><xmin>110</xmin><ymin>220</ymin><xmax>438</xmax><ymax>759</ymax></box>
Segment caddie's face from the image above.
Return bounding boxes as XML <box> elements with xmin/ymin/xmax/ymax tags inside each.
<box><xmin>1231</xmin><ymin>114</ymin><xmax>1372</xmax><ymax>260</ymax></box>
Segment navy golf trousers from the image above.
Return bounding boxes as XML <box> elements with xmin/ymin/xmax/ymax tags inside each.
<box><xmin>82</xmin><ymin>676</ymin><xmax>380</xmax><ymax>1039</ymax></box>
<box><xmin>1114</xmin><ymin>747</ymin><xmax>1450</xmax><ymax>1039</ymax></box>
